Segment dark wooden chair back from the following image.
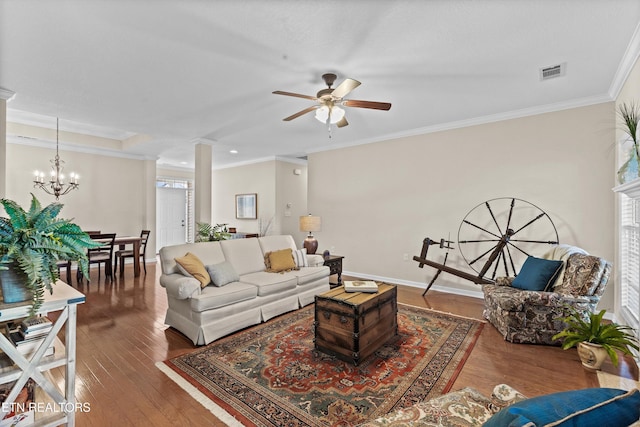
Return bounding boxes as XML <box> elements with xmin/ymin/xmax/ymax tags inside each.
<box><xmin>83</xmin><ymin>233</ymin><xmax>117</xmax><ymax>281</ymax></box>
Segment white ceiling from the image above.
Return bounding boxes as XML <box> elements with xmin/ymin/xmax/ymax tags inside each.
<box><xmin>2</xmin><ymin>1</ymin><xmax>640</xmax><ymax>169</ymax></box>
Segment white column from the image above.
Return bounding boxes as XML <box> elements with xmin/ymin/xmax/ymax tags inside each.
<box><xmin>143</xmin><ymin>159</ymin><xmax>158</xmax><ymax>256</ymax></box>
<box><xmin>193</xmin><ymin>140</ymin><xmax>213</xmax><ymax>225</ymax></box>
<box><xmin>0</xmin><ymin>88</ymin><xmax>16</xmax><ymax>199</ymax></box>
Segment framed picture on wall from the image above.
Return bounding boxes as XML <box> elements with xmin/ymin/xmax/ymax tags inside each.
<box><xmin>236</xmin><ymin>193</ymin><xmax>257</xmax><ymax>219</ymax></box>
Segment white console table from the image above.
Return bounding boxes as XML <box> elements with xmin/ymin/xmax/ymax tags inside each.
<box><xmin>0</xmin><ymin>281</ymin><xmax>84</xmax><ymax>426</ymax></box>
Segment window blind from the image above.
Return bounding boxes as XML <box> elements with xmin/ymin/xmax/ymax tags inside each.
<box><xmin>620</xmin><ymin>194</ymin><xmax>640</xmax><ymax>328</ymax></box>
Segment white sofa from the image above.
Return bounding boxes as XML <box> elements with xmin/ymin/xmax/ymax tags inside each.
<box><xmin>159</xmin><ymin>235</ymin><xmax>330</xmax><ymax>345</ymax></box>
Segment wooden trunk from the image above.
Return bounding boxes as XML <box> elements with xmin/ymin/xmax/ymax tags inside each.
<box><xmin>314</xmin><ymin>283</ymin><xmax>398</xmax><ymax>365</ymax></box>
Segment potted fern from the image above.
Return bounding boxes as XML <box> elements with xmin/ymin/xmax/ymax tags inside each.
<box><xmin>553</xmin><ymin>308</ymin><xmax>639</xmax><ymax>371</ymax></box>
<box><xmin>195</xmin><ymin>222</ymin><xmax>231</xmax><ymax>242</ymax></box>
<box><xmin>0</xmin><ymin>194</ymin><xmax>99</xmax><ymax>316</ymax></box>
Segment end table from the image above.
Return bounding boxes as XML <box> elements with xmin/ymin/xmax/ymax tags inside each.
<box><xmin>323</xmin><ymin>255</ymin><xmax>344</xmax><ymax>288</ymax></box>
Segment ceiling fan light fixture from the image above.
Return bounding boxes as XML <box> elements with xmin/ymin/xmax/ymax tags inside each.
<box><xmin>315</xmin><ymin>105</ymin><xmax>345</xmax><ymax>124</ymax></box>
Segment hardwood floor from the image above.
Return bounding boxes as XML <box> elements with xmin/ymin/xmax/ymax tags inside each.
<box><xmin>44</xmin><ymin>264</ymin><xmax>636</xmax><ymax>426</ymax></box>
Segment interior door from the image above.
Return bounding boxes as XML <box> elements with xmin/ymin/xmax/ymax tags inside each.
<box><xmin>157</xmin><ymin>187</ymin><xmax>187</xmax><ymax>249</ymax></box>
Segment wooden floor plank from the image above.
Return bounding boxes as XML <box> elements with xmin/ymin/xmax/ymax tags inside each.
<box><xmin>33</xmin><ymin>263</ymin><xmax>637</xmax><ymax>425</ymax></box>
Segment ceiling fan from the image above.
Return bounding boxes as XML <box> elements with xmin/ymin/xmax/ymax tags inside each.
<box><xmin>273</xmin><ymin>73</ymin><xmax>392</xmax><ymax>129</ymax></box>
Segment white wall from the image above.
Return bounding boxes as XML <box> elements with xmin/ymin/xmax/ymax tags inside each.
<box><xmin>212</xmin><ymin>160</ymin><xmax>277</xmax><ymax>235</ymax></box>
<box><xmin>6</xmin><ymin>143</ymin><xmax>156</xmax><ymax>255</ymax></box>
<box><xmin>211</xmin><ymin>159</ymin><xmax>308</xmax><ymax>240</ymax></box>
<box><xmin>276</xmin><ymin>161</ymin><xmax>308</xmax><ymax>244</ymax></box>
<box><xmin>308</xmin><ymin>102</ymin><xmax>616</xmax><ymax>308</ymax></box>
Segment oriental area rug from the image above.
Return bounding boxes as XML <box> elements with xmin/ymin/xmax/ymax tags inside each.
<box><xmin>157</xmin><ymin>303</ymin><xmax>484</xmax><ymax>427</ymax></box>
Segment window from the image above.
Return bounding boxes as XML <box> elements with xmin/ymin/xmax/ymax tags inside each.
<box><xmin>620</xmin><ymin>194</ymin><xmax>640</xmax><ymax>329</ymax></box>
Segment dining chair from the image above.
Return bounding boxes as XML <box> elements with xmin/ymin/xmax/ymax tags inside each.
<box><xmin>56</xmin><ymin>260</ymin><xmax>72</xmax><ymax>284</ymax></box>
<box><xmin>114</xmin><ymin>230</ymin><xmax>151</xmax><ymax>276</ymax></box>
<box><xmin>78</xmin><ymin>233</ymin><xmax>116</xmax><ymax>282</ymax></box>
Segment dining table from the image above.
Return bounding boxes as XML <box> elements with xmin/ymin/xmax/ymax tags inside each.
<box><xmin>114</xmin><ymin>235</ymin><xmax>143</xmax><ymax>277</ymax></box>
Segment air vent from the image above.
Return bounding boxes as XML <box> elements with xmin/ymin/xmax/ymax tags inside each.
<box><xmin>540</xmin><ymin>63</ymin><xmax>566</xmax><ymax>81</ymax></box>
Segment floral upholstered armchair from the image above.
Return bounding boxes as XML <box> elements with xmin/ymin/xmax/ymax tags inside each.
<box><xmin>359</xmin><ymin>384</ymin><xmax>527</xmax><ymax>426</ymax></box>
<box><xmin>482</xmin><ymin>245</ymin><xmax>612</xmax><ymax>345</ymax></box>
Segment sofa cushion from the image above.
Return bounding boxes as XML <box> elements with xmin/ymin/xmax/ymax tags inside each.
<box><xmin>175</xmin><ymin>252</ymin><xmax>210</xmax><ymax>288</ymax></box>
<box><xmin>220</xmin><ymin>238</ymin><xmax>266</xmax><ymax>275</ymax></box>
<box><xmin>190</xmin><ymin>282</ymin><xmax>258</xmax><ymax>312</ymax></box>
<box><xmin>159</xmin><ymin>241</ymin><xmax>225</xmax><ymax>275</ymax></box>
<box><xmin>206</xmin><ymin>261</ymin><xmax>240</xmax><ymax>287</ymax></box>
<box><xmin>240</xmin><ymin>271</ymin><xmax>298</xmax><ymax>296</ymax></box>
<box><xmin>484</xmin><ymin>388</ymin><xmax>640</xmax><ymax>427</ymax></box>
<box><xmin>512</xmin><ymin>256</ymin><xmax>563</xmax><ymax>291</ymax></box>
<box><xmin>258</xmin><ymin>235</ymin><xmax>297</xmax><ymax>253</ymax></box>
<box><xmin>291</xmin><ymin>266</ymin><xmax>330</xmax><ymax>286</ymax></box>
<box><xmin>266</xmin><ymin>248</ymin><xmax>297</xmax><ymax>272</ymax></box>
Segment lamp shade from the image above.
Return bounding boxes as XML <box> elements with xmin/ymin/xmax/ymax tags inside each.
<box><xmin>300</xmin><ymin>215</ymin><xmax>321</xmax><ymax>232</ymax></box>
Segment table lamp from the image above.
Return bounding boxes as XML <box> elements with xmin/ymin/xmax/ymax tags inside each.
<box><xmin>300</xmin><ymin>214</ymin><xmax>321</xmax><ymax>254</ymax></box>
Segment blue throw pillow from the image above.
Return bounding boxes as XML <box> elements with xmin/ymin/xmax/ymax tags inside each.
<box><xmin>512</xmin><ymin>256</ymin><xmax>563</xmax><ymax>291</ymax></box>
<box><xmin>205</xmin><ymin>261</ymin><xmax>240</xmax><ymax>287</ymax></box>
<box><xmin>483</xmin><ymin>388</ymin><xmax>640</xmax><ymax>427</ymax></box>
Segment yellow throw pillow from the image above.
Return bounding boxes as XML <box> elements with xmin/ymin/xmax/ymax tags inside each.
<box><xmin>264</xmin><ymin>252</ymin><xmax>272</xmax><ymax>270</ymax></box>
<box><xmin>267</xmin><ymin>248</ymin><xmax>296</xmax><ymax>273</ymax></box>
<box><xmin>175</xmin><ymin>252</ymin><xmax>210</xmax><ymax>288</ymax></box>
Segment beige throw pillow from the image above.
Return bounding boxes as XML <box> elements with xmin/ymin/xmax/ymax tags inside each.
<box><xmin>175</xmin><ymin>252</ymin><xmax>210</xmax><ymax>288</ymax></box>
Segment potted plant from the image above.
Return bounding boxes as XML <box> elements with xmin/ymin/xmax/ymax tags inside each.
<box><xmin>0</xmin><ymin>194</ymin><xmax>99</xmax><ymax>316</ymax></box>
<box><xmin>553</xmin><ymin>307</ymin><xmax>639</xmax><ymax>371</ymax></box>
<box><xmin>195</xmin><ymin>222</ymin><xmax>231</xmax><ymax>242</ymax></box>
<box><xmin>616</xmin><ymin>101</ymin><xmax>640</xmax><ymax>184</ymax></box>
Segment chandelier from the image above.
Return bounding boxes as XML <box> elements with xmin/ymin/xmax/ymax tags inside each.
<box><xmin>33</xmin><ymin>118</ymin><xmax>79</xmax><ymax>200</ymax></box>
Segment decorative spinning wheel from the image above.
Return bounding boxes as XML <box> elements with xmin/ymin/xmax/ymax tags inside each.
<box><xmin>414</xmin><ymin>197</ymin><xmax>559</xmax><ymax>295</ymax></box>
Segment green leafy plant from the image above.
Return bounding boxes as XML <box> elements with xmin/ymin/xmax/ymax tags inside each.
<box><xmin>553</xmin><ymin>307</ymin><xmax>639</xmax><ymax>367</ymax></box>
<box><xmin>617</xmin><ymin>101</ymin><xmax>640</xmax><ymax>183</ymax></box>
<box><xmin>0</xmin><ymin>194</ymin><xmax>100</xmax><ymax>315</ymax></box>
<box><xmin>195</xmin><ymin>222</ymin><xmax>231</xmax><ymax>242</ymax></box>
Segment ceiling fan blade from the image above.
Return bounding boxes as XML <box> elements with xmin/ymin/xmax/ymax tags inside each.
<box><xmin>283</xmin><ymin>106</ymin><xmax>318</xmax><ymax>121</ymax></box>
<box><xmin>272</xmin><ymin>90</ymin><xmax>317</xmax><ymax>101</ymax></box>
<box><xmin>342</xmin><ymin>99</ymin><xmax>392</xmax><ymax>110</ymax></box>
<box><xmin>336</xmin><ymin>117</ymin><xmax>349</xmax><ymax>128</ymax></box>
<box><xmin>331</xmin><ymin>78</ymin><xmax>361</xmax><ymax>99</ymax></box>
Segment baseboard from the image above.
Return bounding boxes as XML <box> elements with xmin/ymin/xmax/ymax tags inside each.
<box><xmin>342</xmin><ymin>270</ymin><xmax>484</xmax><ymax>300</ymax></box>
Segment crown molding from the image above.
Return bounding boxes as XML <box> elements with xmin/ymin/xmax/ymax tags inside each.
<box><xmin>190</xmin><ymin>137</ymin><xmax>216</xmax><ymax>145</ymax></box>
<box><xmin>609</xmin><ymin>21</ymin><xmax>640</xmax><ymax>99</ymax></box>
<box><xmin>0</xmin><ymin>88</ymin><xmax>16</xmax><ymax>101</ymax></box>
<box><xmin>7</xmin><ymin>109</ymin><xmax>136</xmax><ymax>140</ymax></box>
<box><xmin>275</xmin><ymin>156</ymin><xmax>308</xmax><ymax>166</ymax></box>
<box><xmin>7</xmin><ymin>134</ymin><xmax>154</xmax><ymax>161</ymax></box>
<box><xmin>213</xmin><ymin>155</ymin><xmax>280</xmax><ymax>171</ymax></box>
<box><xmin>307</xmin><ymin>94</ymin><xmax>613</xmax><ymax>156</ymax></box>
